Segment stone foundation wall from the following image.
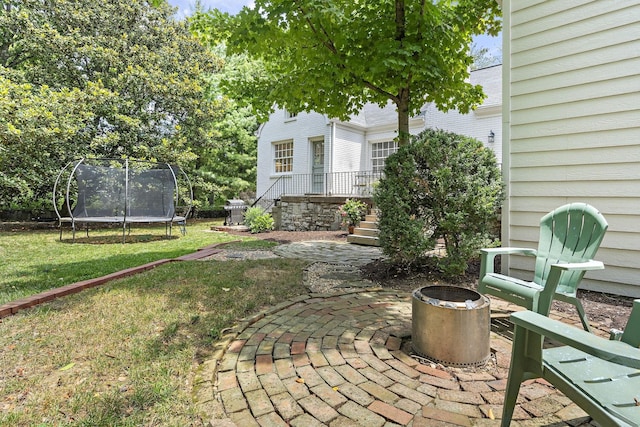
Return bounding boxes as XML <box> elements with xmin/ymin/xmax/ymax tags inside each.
<box><xmin>272</xmin><ymin>195</ymin><xmax>372</xmax><ymax>231</ymax></box>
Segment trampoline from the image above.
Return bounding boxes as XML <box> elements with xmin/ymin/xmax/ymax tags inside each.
<box><xmin>53</xmin><ymin>158</ymin><xmax>193</xmax><ymax>242</ymax></box>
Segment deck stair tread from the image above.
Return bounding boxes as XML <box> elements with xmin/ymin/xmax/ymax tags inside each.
<box><xmin>347</xmin><ymin>210</ymin><xmax>380</xmax><ymax>246</ymax></box>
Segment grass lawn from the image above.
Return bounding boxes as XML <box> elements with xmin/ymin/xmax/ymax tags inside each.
<box><xmin>0</xmin><ymin>220</ymin><xmax>250</xmax><ymax>305</ymax></box>
<box><xmin>0</xmin><ymin>221</ymin><xmax>310</xmax><ymax>425</ymax></box>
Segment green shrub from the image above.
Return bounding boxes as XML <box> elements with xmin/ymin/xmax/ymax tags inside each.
<box><xmin>249</xmin><ymin>214</ymin><xmax>274</xmax><ymax>234</ymax></box>
<box><xmin>374</xmin><ymin>148</ymin><xmax>436</xmax><ymax>267</ymax></box>
<box><xmin>243</xmin><ymin>206</ymin><xmax>274</xmax><ymax>233</ymax></box>
<box><xmin>374</xmin><ymin>128</ymin><xmax>504</xmax><ymax>277</ymax></box>
<box><xmin>243</xmin><ymin>206</ymin><xmax>262</xmax><ymax>225</ymax></box>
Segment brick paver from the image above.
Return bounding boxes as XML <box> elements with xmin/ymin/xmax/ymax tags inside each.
<box><xmin>198</xmin><ymin>287</ymin><xmax>610</xmax><ymax>426</ymax></box>
<box><xmin>193</xmin><ymin>241</ymin><xmax>611</xmax><ymax>426</ymax></box>
<box><xmin>338</xmin><ymin>401</ymin><xmax>386</xmax><ymax>426</ymax></box>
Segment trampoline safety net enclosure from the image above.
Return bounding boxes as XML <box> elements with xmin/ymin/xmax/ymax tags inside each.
<box><xmin>53</xmin><ymin>158</ymin><xmax>193</xmax><ymax>242</ymax></box>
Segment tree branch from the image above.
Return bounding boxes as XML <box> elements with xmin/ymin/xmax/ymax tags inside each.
<box><xmin>297</xmin><ymin>5</ymin><xmax>339</xmax><ymax>55</ymax></box>
<box><xmin>362</xmin><ymin>80</ymin><xmax>399</xmax><ymax>105</ymax></box>
<box><xmin>297</xmin><ymin>5</ymin><xmax>399</xmax><ymax>104</ymax></box>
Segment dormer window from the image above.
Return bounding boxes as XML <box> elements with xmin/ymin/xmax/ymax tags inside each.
<box><xmin>284</xmin><ymin>110</ymin><xmax>298</xmax><ymax>120</ymax></box>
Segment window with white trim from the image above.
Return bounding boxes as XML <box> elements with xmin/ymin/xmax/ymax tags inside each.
<box><xmin>274</xmin><ymin>141</ymin><xmax>293</xmax><ymax>173</ymax></box>
<box><xmin>371</xmin><ymin>140</ymin><xmax>398</xmax><ymax>172</ymax></box>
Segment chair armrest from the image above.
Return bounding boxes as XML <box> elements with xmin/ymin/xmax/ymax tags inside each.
<box><xmin>481</xmin><ymin>247</ymin><xmax>538</xmax><ymax>256</ymax></box>
<box><xmin>550</xmin><ymin>260</ymin><xmax>604</xmax><ymax>271</ymax></box>
<box><xmin>480</xmin><ymin>247</ymin><xmax>537</xmax><ymax>277</ymax></box>
<box><xmin>539</xmin><ymin>261</ymin><xmax>605</xmax><ymax>305</ymax></box>
<box><xmin>511</xmin><ymin>311</ymin><xmax>640</xmax><ymax>369</ymax></box>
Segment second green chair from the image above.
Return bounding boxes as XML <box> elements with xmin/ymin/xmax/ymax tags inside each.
<box><xmin>478</xmin><ymin>203</ymin><xmax>608</xmax><ymax>331</ymax></box>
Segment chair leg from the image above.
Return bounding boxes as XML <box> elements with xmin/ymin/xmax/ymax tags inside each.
<box><xmin>501</xmin><ymin>326</ymin><xmax>528</xmax><ymax>426</ymax></box>
<box><xmin>572</xmin><ymin>297</ymin><xmax>593</xmax><ymax>332</ymax></box>
<box><xmin>502</xmin><ymin>375</ymin><xmax>523</xmax><ymax>424</ymax></box>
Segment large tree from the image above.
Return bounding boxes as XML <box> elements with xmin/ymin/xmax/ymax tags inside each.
<box><xmin>196</xmin><ymin>0</ymin><xmax>501</xmax><ymax>146</ymax></box>
<box><xmin>0</xmin><ymin>0</ymin><xmax>220</xmax><ymax>211</ymax></box>
<box><xmin>187</xmin><ymin>44</ymin><xmax>260</xmax><ymax>206</ymax></box>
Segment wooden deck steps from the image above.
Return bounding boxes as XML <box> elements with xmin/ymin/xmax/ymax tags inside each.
<box><xmin>347</xmin><ymin>212</ymin><xmax>380</xmax><ymax>246</ymax></box>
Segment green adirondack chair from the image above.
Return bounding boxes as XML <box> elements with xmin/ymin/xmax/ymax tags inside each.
<box><xmin>478</xmin><ymin>203</ymin><xmax>608</xmax><ymax>331</ymax></box>
<box><xmin>501</xmin><ymin>301</ymin><xmax>640</xmax><ymax>426</ymax></box>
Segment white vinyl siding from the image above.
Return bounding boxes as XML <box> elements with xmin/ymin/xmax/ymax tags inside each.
<box><xmin>256</xmin><ymin>110</ymin><xmax>330</xmax><ymax>196</ymax></box>
<box><xmin>504</xmin><ymin>0</ymin><xmax>640</xmax><ymax>296</ymax></box>
<box><xmin>332</xmin><ymin>127</ymin><xmax>364</xmax><ymax>172</ymax></box>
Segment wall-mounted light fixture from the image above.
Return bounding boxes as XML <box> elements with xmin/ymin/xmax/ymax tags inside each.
<box><xmin>488</xmin><ymin>130</ymin><xmax>495</xmax><ymax>144</ymax></box>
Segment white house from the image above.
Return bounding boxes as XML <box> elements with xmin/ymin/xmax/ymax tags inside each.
<box><xmin>255</xmin><ymin>65</ymin><xmax>502</xmax><ymax>205</ymax></box>
<box><xmin>502</xmin><ymin>1</ymin><xmax>640</xmax><ymax>297</ymax></box>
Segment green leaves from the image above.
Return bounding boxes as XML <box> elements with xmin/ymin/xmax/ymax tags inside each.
<box><xmin>243</xmin><ymin>206</ymin><xmax>275</xmax><ymax>233</ymax></box>
<box><xmin>191</xmin><ymin>51</ymin><xmax>259</xmax><ymax>205</ymax></box>
<box><xmin>197</xmin><ymin>0</ymin><xmax>501</xmax><ymax>145</ymax></box>
<box><xmin>0</xmin><ymin>74</ymin><xmax>104</xmax><ymax>209</ymax></box>
<box><xmin>0</xmin><ymin>0</ymin><xmax>222</xmax><ymax>212</ymax></box>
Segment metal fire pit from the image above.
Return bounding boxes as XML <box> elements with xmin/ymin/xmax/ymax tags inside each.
<box><xmin>412</xmin><ymin>285</ymin><xmax>490</xmax><ymax>367</ymax></box>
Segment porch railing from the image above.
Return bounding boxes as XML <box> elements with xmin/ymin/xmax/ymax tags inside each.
<box><xmin>253</xmin><ymin>170</ymin><xmax>382</xmax><ymax>211</ymax></box>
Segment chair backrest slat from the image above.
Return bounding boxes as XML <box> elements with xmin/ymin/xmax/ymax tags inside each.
<box><xmin>534</xmin><ymin>203</ymin><xmax>608</xmax><ymax>294</ymax></box>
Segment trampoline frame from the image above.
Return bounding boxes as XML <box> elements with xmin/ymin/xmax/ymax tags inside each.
<box><xmin>53</xmin><ymin>158</ymin><xmax>193</xmax><ymax>242</ymax></box>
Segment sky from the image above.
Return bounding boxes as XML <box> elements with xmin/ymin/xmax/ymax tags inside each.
<box><xmin>167</xmin><ymin>0</ymin><xmax>253</xmax><ymax>19</ymax></box>
<box><xmin>167</xmin><ymin>0</ymin><xmax>501</xmax><ymax>58</ymax></box>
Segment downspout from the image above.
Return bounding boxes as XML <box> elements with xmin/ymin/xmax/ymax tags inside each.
<box><xmin>330</xmin><ymin>120</ymin><xmax>335</xmax><ymax>175</ymax></box>
<box><xmin>327</xmin><ymin>118</ymin><xmax>335</xmax><ymax>195</ymax></box>
<box><xmin>501</xmin><ymin>1</ymin><xmax>511</xmax><ymax>275</ymax></box>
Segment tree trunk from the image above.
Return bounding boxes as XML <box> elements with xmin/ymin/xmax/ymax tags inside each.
<box><xmin>397</xmin><ymin>88</ymin><xmax>411</xmax><ymax>146</ymax></box>
<box><xmin>395</xmin><ymin>1</ymin><xmax>411</xmax><ymax>147</ymax></box>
